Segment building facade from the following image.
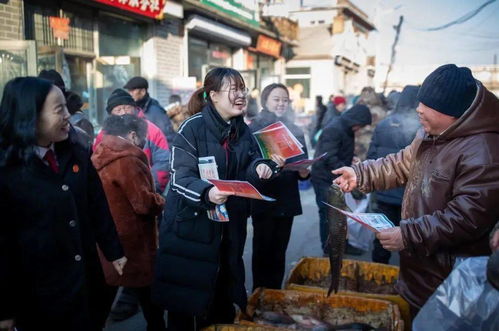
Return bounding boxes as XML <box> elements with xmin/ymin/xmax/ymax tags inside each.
<box><xmin>0</xmin><ymin>0</ymin><xmax>295</xmax><ymax>126</ymax></box>
<box><xmin>263</xmin><ymin>0</ymin><xmax>376</xmax><ymax>112</ymax></box>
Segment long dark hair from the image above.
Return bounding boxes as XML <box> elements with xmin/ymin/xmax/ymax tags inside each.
<box><xmin>260</xmin><ymin>83</ymin><xmax>289</xmax><ymax>108</ymax></box>
<box><xmin>0</xmin><ymin>77</ymin><xmax>53</xmax><ymax>166</ymax></box>
<box><xmin>187</xmin><ymin>67</ymin><xmax>246</xmax><ymax>116</ymax></box>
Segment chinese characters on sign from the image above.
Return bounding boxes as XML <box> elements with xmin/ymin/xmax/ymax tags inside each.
<box><xmin>49</xmin><ymin>17</ymin><xmax>70</xmax><ymax>40</ymax></box>
<box><xmin>256</xmin><ymin>35</ymin><xmax>282</xmax><ymax>58</ymax></box>
<box><xmin>200</xmin><ymin>0</ymin><xmax>259</xmax><ymax>26</ymax></box>
<box><xmin>92</xmin><ymin>0</ymin><xmax>166</xmax><ymax>19</ymax></box>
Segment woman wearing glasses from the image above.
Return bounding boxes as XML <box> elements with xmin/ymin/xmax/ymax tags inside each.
<box><xmin>153</xmin><ymin>67</ymin><xmax>283</xmax><ymax>330</ymax></box>
<box><xmin>249</xmin><ymin>83</ymin><xmax>309</xmax><ymax>291</ymax></box>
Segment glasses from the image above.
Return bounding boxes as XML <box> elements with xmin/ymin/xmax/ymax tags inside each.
<box><xmin>219</xmin><ymin>87</ymin><xmax>249</xmax><ymax>97</ymax></box>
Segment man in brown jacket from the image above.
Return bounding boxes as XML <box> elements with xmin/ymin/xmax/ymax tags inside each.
<box><xmin>333</xmin><ymin>64</ymin><xmax>499</xmax><ymax>317</ymax></box>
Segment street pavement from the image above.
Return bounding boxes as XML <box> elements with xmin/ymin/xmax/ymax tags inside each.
<box><xmin>105</xmin><ymin>184</ymin><xmax>399</xmax><ymax>330</ymax></box>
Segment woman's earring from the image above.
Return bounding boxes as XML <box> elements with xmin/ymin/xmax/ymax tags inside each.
<box><xmin>203</xmin><ymin>91</ymin><xmax>207</xmax><ymax>101</ymax></box>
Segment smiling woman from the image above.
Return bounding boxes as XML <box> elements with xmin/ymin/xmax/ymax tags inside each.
<box><xmin>0</xmin><ymin>77</ymin><xmax>124</xmax><ymax>331</ymax></box>
<box><xmin>154</xmin><ymin>67</ymin><xmax>283</xmax><ymax>330</ymax></box>
<box><xmin>36</xmin><ymin>86</ymin><xmax>71</xmax><ymax>147</ymax></box>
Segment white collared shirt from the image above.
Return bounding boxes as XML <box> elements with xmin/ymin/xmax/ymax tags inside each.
<box><xmin>35</xmin><ymin>144</ymin><xmax>57</xmax><ymax>167</ymax></box>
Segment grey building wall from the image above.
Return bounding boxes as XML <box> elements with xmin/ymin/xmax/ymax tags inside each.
<box><xmin>0</xmin><ymin>0</ymin><xmax>24</xmax><ymax>40</ymax></box>
<box><xmin>148</xmin><ymin>18</ymin><xmax>183</xmax><ymax>107</ymax></box>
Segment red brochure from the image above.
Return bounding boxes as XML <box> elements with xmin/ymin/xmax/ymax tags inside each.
<box><xmin>253</xmin><ymin>121</ymin><xmax>304</xmax><ymax>160</ymax></box>
<box><xmin>208</xmin><ymin>179</ymin><xmax>276</xmax><ymax>201</ymax></box>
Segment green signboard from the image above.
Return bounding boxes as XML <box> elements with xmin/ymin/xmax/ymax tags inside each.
<box><xmin>200</xmin><ymin>0</ymin><xmax>259</xmax><ymax>26</ymax></box>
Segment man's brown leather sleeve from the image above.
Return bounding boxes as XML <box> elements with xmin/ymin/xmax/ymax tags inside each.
<box><xmin>353</xmin><ymin>138</ymin><xmax>415</xmax><ymax>193</ymax></box>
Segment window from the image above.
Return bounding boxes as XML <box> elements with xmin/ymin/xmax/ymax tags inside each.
<box><xmin>286</xmin><ymin>78</ymin><xmax>310</xmax><ymax>98</ymax></box>
<box><xmin>285</xmin><ymin>66</ymin><xmax>311</xmax><ymax>101</ymax></box>
<box><xmin>24</xmin><ymin>2</ymin><xmax>94</xmax><ymax>54</ymax></box>
<box><xmin>286</xmin><ymin>67</ymin><xmax>311</xmax><ymax>75</ymax></box>
<box><xmin>99</xmin><ymin>14</ymin><xmax>146</xmax><ymax>57</ymax></box>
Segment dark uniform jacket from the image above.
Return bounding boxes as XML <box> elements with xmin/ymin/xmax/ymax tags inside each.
<box><xmin>355</xmin><ymin>83</ymin><xmax>499</xmax><ymax>309</ymax></box>
<box><xmin>249</xmin><ymin>108</ymin><xmax>308</xmax><ymax>217</ymax></box>
<box><xmin>153</xmin><ymin>104</ymin><xmax>273</xmax><ymax>315</ymax></box>
<box><xmin>366</xmin><ymin>85</ymin><xmax>420</xmax><ymax>205</ymax></box>
<box><xmin>138</xmin><ymin>93</ymin><xmax>176</xmax><ymax>147</ymax></box>
<box><xmin>0</xmin><ymin>129</ymin><xmax>123</xmax><ymax>328</ymax></box>
<box><xmin>311</xmin><ymin>104</ymin><xmax>372</xmax><ymax>185</ymax></box>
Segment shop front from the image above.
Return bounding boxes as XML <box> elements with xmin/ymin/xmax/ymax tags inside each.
<box><xmin>185</xmin><ymin>14</ymin><xmax>251</xmax><ymax>88</ymax></box>
<box><xmin>23</xmin><ymin>0</ymin><xmax>165</xmax><ymax>125</ymax></box>
<box><xmin>246</xmin><ymin>34</ymin><xmax>282</xmax><ymax>90</ymax></box>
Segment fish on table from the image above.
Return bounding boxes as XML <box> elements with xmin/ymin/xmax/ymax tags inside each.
<box><xmin>253</xmin><ymin>310</ymin><xmax>381</xmax><ymax>330</ymax></box>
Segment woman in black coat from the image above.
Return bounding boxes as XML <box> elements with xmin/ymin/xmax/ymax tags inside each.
<box><xmin>249</xmin><ymin>83</ymin><xmax>309</xmax><ymax>290</ymax></box>
<box><xmin>153</xmin><ymin>68</ymin><xmax>281</xmax><ymax>330</ymax></box>
<box><xmin>0</xmin><ymin>77</ymin><xmax>125</xmax><ymax>331</ymax></box>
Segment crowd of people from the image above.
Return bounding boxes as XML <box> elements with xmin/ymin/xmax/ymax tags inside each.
<box><xmin>0</xmin><ymin>63</ymin><xmax>498</xmax><ymax>331</ymax></box>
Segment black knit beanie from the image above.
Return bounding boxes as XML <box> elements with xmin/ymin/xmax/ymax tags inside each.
<box><xmin>417</xmin><ymin>64</ymin><xmax>477</xmax><ymax>118</ymax></box>
<box><xmin>106</xmin><ymin>89</ymin><xmax>136</xmax><ymax>113</ymax></box>
<box><xmin>341</xmin><ymin>104</ymin><xmax>372</xmax><ymax>129</ymax></box>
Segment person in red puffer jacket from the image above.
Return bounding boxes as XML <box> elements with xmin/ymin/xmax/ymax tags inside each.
<box><xmin>93</xmin><ymin>88</ymin><xmax>170</xmax><ymax>193</ymax></box>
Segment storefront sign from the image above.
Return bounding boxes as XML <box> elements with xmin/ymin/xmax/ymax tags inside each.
<box><xmin>92</xmin><ymin>0</ymin><xmax>167</xmax><ymax>19</ymax></box>
<box><xmin>200</xmin><ymin>0</ymin><xmax>259</xmax><ymax>26</ymax></box>
<box><xmin>256</xmin><ymin>35</ymin><xmax>281</xmax><ymax>58</ymax></box>
<box><xmin>49</xmin><ymin>17</ymin><xmax>70</xmax><ymax>40</ymax></box>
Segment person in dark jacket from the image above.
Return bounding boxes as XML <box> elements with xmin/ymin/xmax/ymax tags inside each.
<box><xmin>124</xmin><ymin>76</ymin><xmax>176</xmax><ymax>145</ymax></box>
<box><xmin>153</xmin><ymin>68</ymin><xmax>282</xmax><ymax>331</ymax></box>
<box><xmin>66</xmin><ymin>91</ymin><xmax>95</xmax><ymax>145</ymax></box>
<box><xmin>311</xmin><ymin>105</ymin><xmax>372</xmax><ymax>253</ymax></box>
<box><xmin>310</xmin><ymin>95</ymin><xmax>328</xmax><ymax>147</ymax></box>
<box><xmin>249</xmin><ymin>83</ymin><xmax>309</xmax><ymax>291</ymax></box>
<box><xmin>92</xmin><ymin>115</ymin><xmax>166</xmax><ymax>331</ymax></box>
<box><xmin>367</xmin><ymin>85</ymin><xmax>421</xmax><ymax>264</ymax></box>
<box><xmin>38</xmin><ymin>69</ymin><xmax>66</xmax><ymax>93</ymax></box>
<box><xmin>0</xmin><ymin>77</ymin><xmax>125</xmax><ymax>331</ymax></box>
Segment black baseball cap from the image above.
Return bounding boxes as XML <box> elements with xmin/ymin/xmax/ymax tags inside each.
<box><xmin>124</xmin><ymin>76</ymin><xmax>148</xmax><ymax>90</ymax></box>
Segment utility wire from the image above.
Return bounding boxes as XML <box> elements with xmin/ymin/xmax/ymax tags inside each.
<box><xmin>423</xmin><ymin>0</ymin><xmax>497</xmax><ymax>31</ymax></box>
<box><xmin>383</xmin><ymin>15</ymin><xmax>404</xmax><ymax>93</ymax></box>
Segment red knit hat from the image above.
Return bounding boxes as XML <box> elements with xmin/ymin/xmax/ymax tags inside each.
<box><xmin>333</xmin><ymin>96</ymin><xmax>346</xmax><ymax>106</ymax></box>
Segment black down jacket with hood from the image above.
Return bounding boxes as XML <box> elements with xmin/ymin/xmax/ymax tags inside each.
<box><xmin>366</xmin><ymin>85</ymin><xmax>421</xmax><ymax>205</ymax></box>
<box><xmin>153</xmin><ymin>104</ymin><xmax>275</xmax><ymax>316</ymax></box>
<box><xmin>311</xmin><ymin>104</ymin><xmax>372</xmax><ymax>185</ymax></box>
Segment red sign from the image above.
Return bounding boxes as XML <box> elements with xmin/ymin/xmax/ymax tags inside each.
<box><xmin>49</xmin><ymin>17</ymin><xmax>70</xmax><ymax>40</ymax></box>
<box><xmin>93</xmin><ymin>0</ymin><xmax>167</xmax><ymax>19</ymax></box>
<box><xmin>256</xmin><ymin>35</ymin><xmax>282</xmax><ymax>58</ymax></box>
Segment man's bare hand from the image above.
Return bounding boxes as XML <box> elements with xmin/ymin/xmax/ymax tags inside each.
<box><xmin>332</xmin><ymin>167</ymin><xmax>357</xmax><ymax>192</ymax></box>
<box><xmin>376</xmin><ymin>227</ymin><xmax>405</xmax><ymax>251</ymax></box>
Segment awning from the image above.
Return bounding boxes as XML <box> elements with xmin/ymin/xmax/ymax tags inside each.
<box><xmin>185</xmin><ymin>15</ymin><xmax>251</xmax><ymax>47</ymax></box>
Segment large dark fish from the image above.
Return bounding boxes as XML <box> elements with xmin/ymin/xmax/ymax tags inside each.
<box><xmin>325</xmin><ymin>184</ymin><xmax>348</xmax><ymax>296</ymax></box>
